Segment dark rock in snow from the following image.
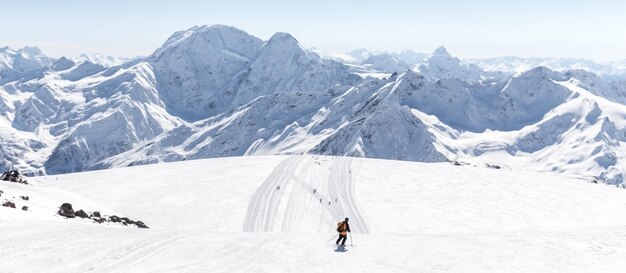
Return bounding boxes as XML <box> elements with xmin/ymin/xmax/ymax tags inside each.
<box><xmin>2</xmin><ymin>201</ymin><xmax>16</xmax><ymax>208</ymax></box>
<box><xmin>0</xmin><ymin>170</ymin><xmax>28</xmax><ymax>184</ymax></box>
<box><xmin>22</xmin><ymin>206</ymin><xmax>28</xmax><ymax>211</ymax></box>
<box><xmin>20</xmin><ymin>196</ymin><xmax>29</xmax><ymax>201</ymax></box>
<box><xmin>91</xmin><ymin>211</ymin><xmax>101</xmax><ymax>218</ymax></box>
<box><xmin>109</xmin><ymin>215</ymin><xmax>121</xmax><ymax>222</ymax></box>
<box><xmin>74</xmin><ymin>209</ymin><xmax>89</xmax><ymax>218</ymax></box>
<box><xmin>58</xmin><ymin>203</ymin><xmax>75</xmax><ymax>218</ymax></box>
<box><xmin>135</xmin><ymin>221</ymin><xmax>149</xmax><ymax>229</ymax></box>
<box><xmin>120</xmin><ymin>217</ymin><xmax>134</xmax><ymax>224</ymax></box>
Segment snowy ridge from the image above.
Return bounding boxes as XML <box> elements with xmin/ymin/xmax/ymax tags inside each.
<box><xmin>1</xmin><ymin>25</ymin><xmax>626</xmax><ymax>185</ymax></box>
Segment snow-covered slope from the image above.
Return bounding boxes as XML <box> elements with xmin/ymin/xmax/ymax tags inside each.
<box><xmin>2</xmin><ymin>155</ymin><xmax>626</xmax><ymax>272</ymax></box>
<box><xmin>2</xmin><ymin>25</ymin><xmax>626</xmax><ymax>186</ymax></box>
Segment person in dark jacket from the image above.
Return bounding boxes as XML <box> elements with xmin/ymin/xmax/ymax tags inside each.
<box><xmin>336</xmin><ymin>217</ymin><xmax>351</xmax><ymax>247</ymax></box>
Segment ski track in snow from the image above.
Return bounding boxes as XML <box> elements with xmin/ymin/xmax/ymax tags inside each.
<box><xmin>244</xmin><ymin>155</ymin><xmax>369</xmax><ymax>233</ymax></box>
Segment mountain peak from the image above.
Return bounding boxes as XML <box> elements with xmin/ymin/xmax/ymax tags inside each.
<box><xmin>192</xmin><ymin>24</ymin><xmax>242</xmax><ymax>33</ymax></box>
<box><xmin>262</xmin><ymin>32</ymin><xmax>306</xmax><ymax>54</ymax></box>
<box><xmin>268</xmin><ymin>32</ymin><xmax>298</xmax><ymax>44</ymax></box>
<box><xmin>1</xmin><ymin>46</ymin><xmax>14</xmax><ymax>53</ymax></box>
<box><xmin>18</xmin><ymin>46</ymin><xmax>44</xmax><ymax>56</ymax></box>
<box><xmin>432</xmin><ymin>46</ymin><xmax>451</xmax><ymax>57</ymax></box>
<box><xmin>51</xmin><ymin>57</ymin><xmax>75</xmax><ymax>71</ymax></box>
<box><xmin>152</xmin><ymin>24</ymin><xmax>262</xmax><ymax>59</ymax></box>
<box><xmin>517</xmin><ymin>65</ymin><xmax>559</xmax><ymax>79</ymax></box>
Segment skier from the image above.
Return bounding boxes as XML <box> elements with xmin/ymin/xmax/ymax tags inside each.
<box><xmin>336</xmin><ymin>218</ymin><xmax>351</xmax><ymax>247</ymax></box>
<box><xmin>313</xmin><ymin>189</ymin><xmax>317</xmax><ymax>194</ymax></box>
<box><xmin>276</xmin><ymin>185</ymin><xmax>280</xmax><ymax>190</ymax></box>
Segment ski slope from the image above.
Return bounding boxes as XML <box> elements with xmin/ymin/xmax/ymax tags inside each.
<box><xmin>244</xmin><ymin>156</ymin><xmax>368</xmax><ymax>233</ymax></box>
<box><xmin>1</xmin><ymin>155</ymin><xmax>626</xmax><ymax>273</ymax></box>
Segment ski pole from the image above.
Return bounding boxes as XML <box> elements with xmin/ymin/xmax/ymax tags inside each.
<box><xmin>325</xmin><ymin>234</ymin><xmax>338</xmax><ymax>244</ymax></box>
<box><xmin>349</xmin><ymin>232</ymin><xmax>354</xmax><ymax>248</ymax></box>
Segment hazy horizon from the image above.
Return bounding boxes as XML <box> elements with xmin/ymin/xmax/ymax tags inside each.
<box><xmin>2</xmin><ymin>0</ymin><xmax>626</xmax><ymax>61</ymax></box>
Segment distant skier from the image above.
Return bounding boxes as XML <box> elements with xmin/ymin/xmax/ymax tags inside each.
<box><xmin>276</xmin><ymin>185</ymin><xmax>280</xmax><ymax>190</ymax></box>
<box><xmin>320</xmin><ymin>198</ymin><xmax>322</xmax><ymax>203</ymax></box>
<box><xmin>313</xmin><ymin>189</ymin><xmax>317</xmax><ymax>194</ymax></box>
<box><xmin>336</xmin><ymin>218</ymin><xmax>351</xmax><ymax>247</ymax></box>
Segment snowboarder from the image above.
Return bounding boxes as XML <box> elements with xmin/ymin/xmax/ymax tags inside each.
<box><xmin>336</xmin><ymin>218</ymin><xmax>351</xmax><ymax>247</ymax></box>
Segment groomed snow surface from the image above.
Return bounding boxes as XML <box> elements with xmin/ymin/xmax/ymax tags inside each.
<box><xmin>1</xmin><ymin>155</ymin><xmax>626</xmax><ymax>272</ymax></box>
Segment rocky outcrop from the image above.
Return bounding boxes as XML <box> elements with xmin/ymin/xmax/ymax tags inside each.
<box><xmin>58</xmin><ymin>203</ymin><xmax>75</xmax><ymax>218</ymax></box>
<box><xmin>2</xmin><ymin>201</ymin><xmax>16</xmax><ymax>208</ymax></box>
<box><xmin>74</xmin><ymin>209</ymin><xmax>89</xmax><ymax>218</ymax></box>
<box><xmin>0</xmin><ymin>170</ymin><xmax>28</xmax><ymax>184</ymax></box>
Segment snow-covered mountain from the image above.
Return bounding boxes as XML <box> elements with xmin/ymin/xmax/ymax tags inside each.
<box><xmin>0</xmin><ymin>46</ymin><xmax>53</xmax><ymax>74</ymax></box>
<box><xmin>360</xmin><ymin>54</ymin><xmax>410</xmax><ymax>73</ymax></box>
<box><xmin>473</xmin><ymin>56</ymin><xmax>626</xmax><ymax>79</ymax></box>
<box><xmin>321</xmin><ymin>48</ymin><xmax>427</xmax><ymax>70</ymax></box>
<box><xmin>413</xmin><ymin>46</ymin><xmax>505</xmax><ymax>82</ymax></box>
<box><xmin>71</xmin><ymin>53</ymin><xmax>134</xmax><ymax>67</ymax></box>
<box><xmin>2</xmin><ymin>25</ymin><xmax>626</xmax><ymax>185</ymax></box>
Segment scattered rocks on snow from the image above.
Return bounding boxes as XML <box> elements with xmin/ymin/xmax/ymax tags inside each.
<box><xmin>54</xmin><ymin>203</ymin><xmax>149</xmax><ymax>229</ymax></box>
<box><xmin>451</xmin><ymin>160</ymin><xmax>470</xmax><ymax>166</ymax></box>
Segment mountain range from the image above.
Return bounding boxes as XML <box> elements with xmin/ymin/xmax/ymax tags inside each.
<box><xmin>1</xmin><ymin>24</ymin><xmax>626</xmax><ymax>185</ymax></box>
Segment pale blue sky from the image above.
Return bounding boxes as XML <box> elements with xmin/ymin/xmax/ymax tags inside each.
<box><xmin>2</xmin><ymin>0</ymin><xmax>625</xmax><ymax>61</ymax></box>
